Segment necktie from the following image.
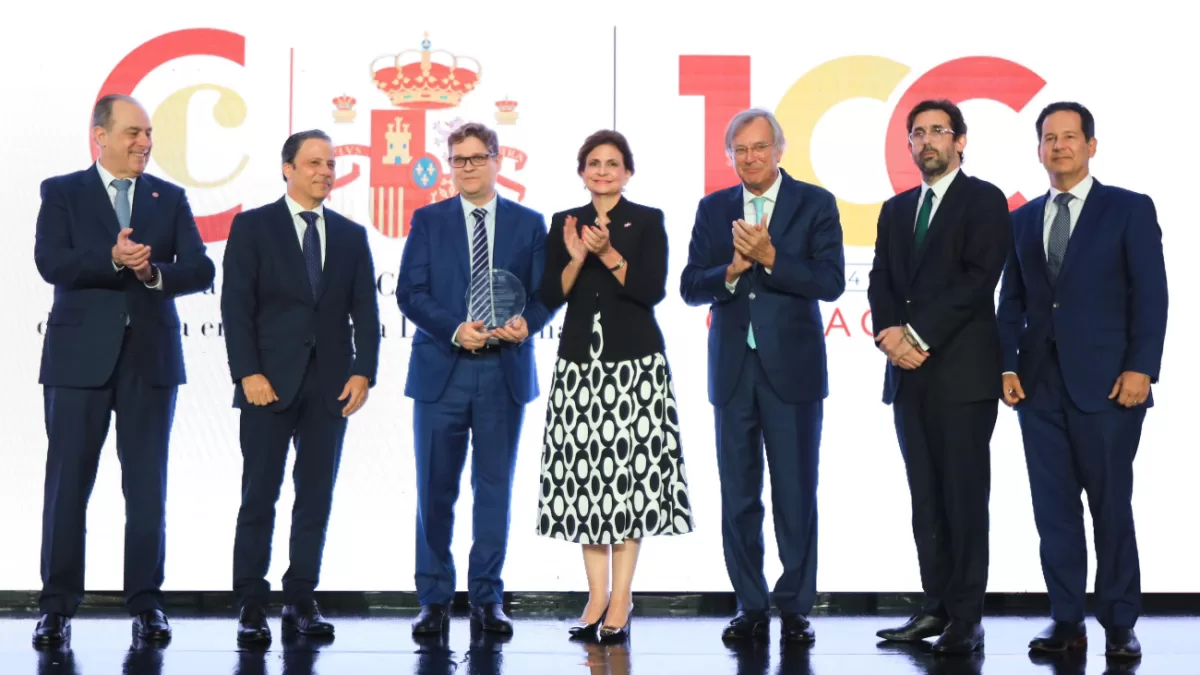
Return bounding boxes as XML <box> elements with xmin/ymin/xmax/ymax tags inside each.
<box><xmin>913</xmin><ymin>189</ymin><xmax>933</xmax><ymax>250</ymax></box>
<box><xmin>112</xmin><ymin>179</ymin><xmax>132</xmax><ymax>229</ymax></box>
<box><xmin>746</xmin><ymin>197</ymin><xmax>766</xmax><ymax>350</ymax></box>
<box><xmin>299</xmin><ymin>211</ymin><xmax>322</xmax><ymax>299</ymax></box>
<box><xmin>1046</xmin><ymin>193</ymin><xmax>1074</xmax><ymax>283</ymax></box>
<box><xmin>468</xmin><ymin>208</ymin><xmax>493</xmax><ymax>325</ymax></box>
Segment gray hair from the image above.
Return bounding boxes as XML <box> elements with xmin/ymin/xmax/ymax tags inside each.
<box><xmin>724</xmin><ymin>108</ymin><xmax>786</xmax><ymax>156</ymax></box>
<box><xmin>92</xmin><ymin>94</ymin><xmax>140</xmax><ymax>131</ymax></box>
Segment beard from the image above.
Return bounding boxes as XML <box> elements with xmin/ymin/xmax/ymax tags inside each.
<box><xmin>916</xmin><ymin>149</ymin><xmax>950</xmax><ymax>178</ymax></box>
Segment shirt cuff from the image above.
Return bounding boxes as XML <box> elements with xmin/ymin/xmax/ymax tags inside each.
<box><xmin>906</xmin><ymin>324</ymin><xmax>930</xmax><ymax>351</ymax></box>
<box><xmin>451</xmin><ymin>322</ymin><xmax>465</xmax><ymax>347</ymax></box>
<box><xmin>113</xmin><ymin>260</ymin><xmax>124</xmax><ymax>272</ymax></box>
<box><xmin>144</xmin><ymin>266</ymin><xmax>163</xmax><ymax>290</ymax></box>
<box><xmin>1002</xmin><ymin>371</ymin><xmax>1017</xmax><ymax>376</ymax></box>
<box><xmin>724</xmin><ymin>278</ymin><xmax>738</xmax><ymax>293</ymax></box>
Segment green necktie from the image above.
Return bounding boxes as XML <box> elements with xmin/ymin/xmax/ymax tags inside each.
<box><xmin>914</xmin><ymin>189</ymin><xmax>933</xmax><ymax>250</ymax></box>
<box><xmin>747</xmin><ymin>197</ymin><xmax>765</xmax><ymax>349</ymax></box>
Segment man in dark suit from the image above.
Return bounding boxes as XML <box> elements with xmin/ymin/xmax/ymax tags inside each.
<box><xmin>680</xmin><ymin>108</ymin><xmax>845</xmax><ymax>642</ymax></box>
<box><xmin>397</xmin><ymin>122</ymin><xmax>552</xmax><ymax>636</ymax></box>
<box><xmin>868</xmin><ymin>99</ymin><xmax>1013</xmax><ymax>654</ymax></box>
<box><xmin>32</xmin><ymin>94</ymin><xmax>216</xmax><ymax>645</ymax></box>
<box><xmin>998</xmin><ymin>102</ymin><xmax>1167</xmax><ymax>660</ymax></box>
<box><xmin>221</xmin><ymin>129</ymin><xmax>380</xmax><ymax>644</ymax></box>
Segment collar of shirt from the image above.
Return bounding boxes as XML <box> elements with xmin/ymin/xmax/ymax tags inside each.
<box><xmin>1048</xmin><ymin>173</ymin><xmax>1094</xmax><ymax>205</ymax></box>
<box><xmin>95</xmin><ymin>162</ymin><xmax>136</xmax><ymax>202</ymax></box>
<box><xmin>919</xmin><ymin>166</ymin><xmax>960</xmax><ymax>206</ymax></box>
<box><xmin>285</xmin><ymin>194</ymin><xmax>324</xmax><ymax>221</ymax></box>
<box><xmin>461</xmin><ymin>193</ymin><xmax>498</xmax><ymax>223</ymax></box>
<box><xmin>742</xmin><ymin>169</ymin><xmax>783</xmax><ymax>211</ymax></box>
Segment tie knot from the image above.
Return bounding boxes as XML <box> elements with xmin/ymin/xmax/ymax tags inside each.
<box><xmin>112</xmin><ymin>178</ymin><xmax>132</xmax><ymax>193</ymax></box>
<box><xmin>472</xmin><ymin>208</ymin><xmax>487</xmax><ymax>224</ymax></box>
<box><xmin>299</xmin><ymin>211</ymin><xmax>319</xmax><ymax>226</ymax></box>
<box><xmin>1054</xmin><ymin>193</ymin><xmax>1074</xmax><ymax>206</ymax></box>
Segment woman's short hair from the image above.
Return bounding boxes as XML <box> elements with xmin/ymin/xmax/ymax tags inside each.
<box><xmin>576</xmin><ymin>130</ymin><xmax>634</xmax><ymax>174</ymax></box>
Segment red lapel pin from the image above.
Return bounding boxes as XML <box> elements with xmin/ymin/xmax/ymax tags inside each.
<box><xmin>152</xmin><ymin>192</ymin><xmax>159</xmax><ymax>198</ymax></box>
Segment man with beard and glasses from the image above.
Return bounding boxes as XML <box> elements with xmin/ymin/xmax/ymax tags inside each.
<box><xmin>867</xmin><ymin>99</ymin><xmax>1013</xmax><ymax>654</ymax></box>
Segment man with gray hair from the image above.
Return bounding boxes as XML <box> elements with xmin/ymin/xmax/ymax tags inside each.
<box><xmin>681</xmin><ymin>108</ymin><xmax>846</xmax><ymax>642</ymax></box>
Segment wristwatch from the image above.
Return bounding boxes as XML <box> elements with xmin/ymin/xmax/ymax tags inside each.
<box><xmin>608</xmin><ymin>258</ymin><xmax>626</xmax><ymax>271</ymax></box>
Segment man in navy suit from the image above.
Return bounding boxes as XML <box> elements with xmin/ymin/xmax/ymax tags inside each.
<box><xmin>32</xmin><ymin>94</ymin><xmax>215</xmax><ymax>645</ymax></box>
<box><xmin>397</xmin><ymin>122</ymin><xmax>552</xmax><ymax>636</ymax></box>
<box><xmin>998</xmin><ymin>102</ymin><xmax>1167</xmax><ymax>660</ymax></box>
<box><xmin>221</xmin><ymin>129</ymin><xmax>380</xmax><ymax>644</ymax></box>
<box><xmin>680</xmin><ymin>108</ymin><xmax>845</xmax><ymax>642</ymax></box>
<box><xmin>869</xmin><ymin>100</ymin><xmax>1012</xmax><ymax>654</ymax></box>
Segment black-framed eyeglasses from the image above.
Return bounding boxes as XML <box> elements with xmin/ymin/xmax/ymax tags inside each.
<box><xmin>449</xmin><ymin>153</ymin><xmax>497</xmax><ymax>168</ymax></box>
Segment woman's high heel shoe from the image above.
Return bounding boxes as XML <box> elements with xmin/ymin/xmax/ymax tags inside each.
<box><xmin>568</xmin><ymin>605</ymin><xmax>608</xmax><ymax>639</ymax></box>
<box><xmin>597</xmin><ymin>603</ymin><xmax>633</xmax><ymax>643</ymax></box>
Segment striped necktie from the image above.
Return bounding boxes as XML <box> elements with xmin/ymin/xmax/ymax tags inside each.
<box><xmin>468</xmin><ymin>208</ymin><xmax>493</xmax><ymax>324</ymax></box>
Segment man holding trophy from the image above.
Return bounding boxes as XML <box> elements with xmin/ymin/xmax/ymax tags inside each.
<box><xmin>396</xmin><ymin>122</ymin><xmax>553</xmax><ymax>636</ymax></box>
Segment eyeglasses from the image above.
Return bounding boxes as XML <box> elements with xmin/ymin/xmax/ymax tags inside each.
<box><xmin>449</xmin><ymin>153</ymin><xmax>497</xmax><ymax>168</ymax></box>
<box><xmin>732</xmin><ymin>142</ymin><xmax>773</xmax><ymax>159</ymax></box>
<box><xmin>908</xmin><ymin>127</ymin><xmax>955</xmax><ymax>143</ymax></box>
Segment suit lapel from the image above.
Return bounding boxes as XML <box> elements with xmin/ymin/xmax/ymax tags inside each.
<box><xmin>1056</xmin><ymin>181</ymin><xmax>1109</xmax><ymax>283</ymax></box>
<box><xmin>129</xmin><ymin>174</ymin><xmax>158</xmax><ymax>240</ymax></box>
<box><xmin>83</xmin><ymin>167</ymin><xmax>121</xmax><ymax>238</ymax></box>
<box><xmin>768</xmin><ymin>171</ymin><xmax>799</xmax><ymax>239</ymax></box>
<box><xmin>317</xmin><ymin>209</ymin><xmax>346</xmax><ymax>303</ymax></box>
<box><xmin>894</xmin><ymin>189</ymin><xmax>918</xmax><ymax>283</ymax></box>
<box><xmin>1024</xmin><ymin>194</ymin><xmax>1052</xmax><ymax>288</ymax></box>
<box><xmin>444</xmin><ymin>197</ymin><xmax>471</xmax><ymax>284</ymax></box>
<box><xmin>492</xmin><ymin>197</ymin><xmax>513</xmax><ymax>275</ymax></box>
<box><xmin>272</xmin><ymin>199</ymin><xmax>315</xmax><ymax>305</ymax></box>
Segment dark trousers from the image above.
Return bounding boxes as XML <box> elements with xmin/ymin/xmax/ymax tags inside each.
<box><xmin>40</xmin><ymin>329</ymin><xmax>177</xmax><ymax>616</ymax></box>
<box><xmin>715</xmin><ymin>349</ymin><xmax>822</xmax><ymax>615</ymax></box>
<box><xmin>233</xmin><ymin>354</ymin><xmax>347</xmax><ymax>608</ymax></box>
<box><xmin>412</xmin><ymin>352</ymin><xmax>524</xmax><ymax>607</ymax></box>
<box><xmin>893</xmin><ymin>386</ymin><xmax>997</xmax><ymax>624</ymax></box>
<box><xmin>1018</xmin><ymin>348</ymin><xmax>1145</xmax><ymax>629</ymax></box>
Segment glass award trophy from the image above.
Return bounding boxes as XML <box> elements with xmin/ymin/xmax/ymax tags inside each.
<box><xmin>466</xmin><ymin>269</ymin><xmax>527</xmax><ymax>330</ymax></box>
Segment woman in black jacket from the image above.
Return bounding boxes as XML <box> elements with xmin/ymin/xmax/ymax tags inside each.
<box><xmin>536</xmin><ymin>130</ymin><xmax>693</xmax><ymax>642</ymax></box>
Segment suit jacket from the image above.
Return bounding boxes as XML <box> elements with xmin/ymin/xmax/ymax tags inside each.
<box><xmin>542</xmin><ymin>197</ymin><xmax>667</xmax><ymax>363</ymax></box>
<box><xmin>220</xmin><ymin>198</ymin><xmax>381</xmax><ymax>416</ymax></box>
<box><xmin>680</xmin><ymin>168</ymin><xmax>846</xmax><ymax>407</ymax></box>
<box><xmin>867</xmin><ymin>170</ymin><xmax>1013</xmax><ymax>405</ymax></box>
<box><xmin>997</xmin><ymin>180</ymin><xmax>1168</xmax><ymax>413</ymax></box>
<box><xmin>397</xmin><ymin>195</ymin><xmax>553</xmax><ymax>406</ymax></box>
<box><xmin>35</xmin><ymin>167</ymin><xmax>215</xmax><ymax>388</ymax></box>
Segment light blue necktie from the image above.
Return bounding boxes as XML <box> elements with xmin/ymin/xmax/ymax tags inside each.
<box><xmin>113</xmin><ymin>179</ymin><xmax>132</xmax><ymax>229</ymax></box>
<box><xmin>468</xmin><ymin>208</ymin><xmax>493</xmax><ymax>324</ymax></box>
<box><xmin>747</xmin><ymin>196</ymin><xmax>765</xmax><ymax>350</ymax></box>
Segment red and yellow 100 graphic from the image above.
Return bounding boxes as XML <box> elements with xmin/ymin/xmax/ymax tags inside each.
<box><xmin>681</xmin><ymin>55</ymin><xmax>1046</xmax><ymax>247</ymax></box>
<box><xmin>91</xmin><ymin>29</ymin><xmax>1045</xmax><ymax>249</ymax></box>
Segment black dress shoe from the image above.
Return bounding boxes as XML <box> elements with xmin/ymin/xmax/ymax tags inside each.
<box><xmin>237</xmin><ymin>604</ymin><xmax>271</xmax><ymax>644</ymax></box>
<box><xmin>32</xmin><ymin>613</ymin><xmax>70</xmax><ymax>645</ymax></box>
<box><xmin>471</xmin><ymin>603</ymin><xmax>514</xmax><ymax>634</ymax></box>
<box><xmin>597</xmin><ymin>602</ymin><xmax>633</xmax><ymax>643</ymax></box>
<box><xmin>569</xmin><ymin>605</ymin><xmax>608</xmax><ymax>638</ymax></box>
<box><xmin>877</xmin><ymin>614</ymin><xmax>948</xmax><ymax>642</ymax></box>
<box><xmin>132</xmin><ymin>609</ymin><xmax>172</xmax><ymax>641</ymax></box>
<box><xmin>931</xmin><ymin>620</ymin><xmax>984</xmax><ymax>654</ymax></box>
<box><xmin>283</xmin><ymin>599</ymin><xmax>334</xmax><ymax>637</ymax></box>
<box><xmin>1029</xmin><ymin>620</ymin><xmax>1087</xmax><ymax>652</ymax></box>
<box><xmin>412</xmin><ymin>604</ymin><xmax>449</xmax><ymax>635</ymax></box>
<box><xmin>1105</xmin><ymin>627</ymin><xmax>1141</xmax><ymax>659</ymax></box>
<box><xmin>780</xmin><ymin>613</ymin><xmax>815</xmax><ymax>643</ymax></box>
<box><xmin>722</xmin><ymin>611</ymin><xmax>770</xmax><ymax>640</ymax></box>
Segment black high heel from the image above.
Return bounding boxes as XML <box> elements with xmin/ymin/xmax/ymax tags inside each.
<box><xmin>568</xmin><ymin>605</ymin><xmax>608</xmax><ymax>639</ymax></box>
<box><xmin>597</xmin><ymin>603</ymin><xmax>633</xmax><ymax>643</ymax></box>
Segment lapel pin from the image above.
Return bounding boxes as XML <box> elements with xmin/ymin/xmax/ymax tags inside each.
<box><xmin>152</xmin><ymin>192</ymin><xmax>159</xmax><ymax>198</ymax></box>
<box><xmin>624</xmin><ymin>222</ymin><xmax>631</xmax><ymax>228</ymax></box>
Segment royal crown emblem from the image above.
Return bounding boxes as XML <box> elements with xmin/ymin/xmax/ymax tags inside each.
<box><xmin>494</xmin><ymin>98</ymin><xmax>519</xmax><ymax>125</ymax></box>
<box><xmin>332</xmin><ymin>95</ymin><xmax>357</xmax><ymax>123</ymax></box>
<box><xmin>371</xmin><ymin>32</ymin><xmax>481</xmax><ymax>109</ymax></box>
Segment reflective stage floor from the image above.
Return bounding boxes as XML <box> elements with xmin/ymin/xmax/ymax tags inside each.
<box><xmin>3</xmin><ymin>610</ymin><xmax>1190</xmax><ymax>674</ymax></box>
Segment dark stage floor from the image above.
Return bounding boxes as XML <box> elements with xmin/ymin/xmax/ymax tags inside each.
<box><xmin>3</xmin><ymin>610</ymin><xmax>1187</xmax><ymax>674</ymax></box>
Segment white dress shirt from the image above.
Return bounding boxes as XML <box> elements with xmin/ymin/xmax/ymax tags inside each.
<box><xmin>1043</xmin><ymin>174</ymin><xmax>1093</xmax><ymax>255</ymax></box>
<box><xmin>285</xmin><ymin>194</ymin><xmax>327</xmax><ymax>268</ymax></box>
<box><xmin>453</xmin><ymin>193</ymin><xmax>499</xmax><ymax>347</ymax></box>
<box><xmin>726</xmin><ymin>170</ymin><xmax>782</xmax><ymax>293</ymax></box>
<box><xmin>906</xmin><ymin>167</ymin><xmax>960</xmax><ymax>350</ymax></box>
<box><xmin>97</xmin><ymin>162</ymin><xmax>162</xmax><ymax>291</ymax></box>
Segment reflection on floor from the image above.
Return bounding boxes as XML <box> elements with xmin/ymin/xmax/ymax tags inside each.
<box><xmin>5</xmin><ymin>610</ymin><xmax>1189</xmax><ymax>674</ymax></box>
